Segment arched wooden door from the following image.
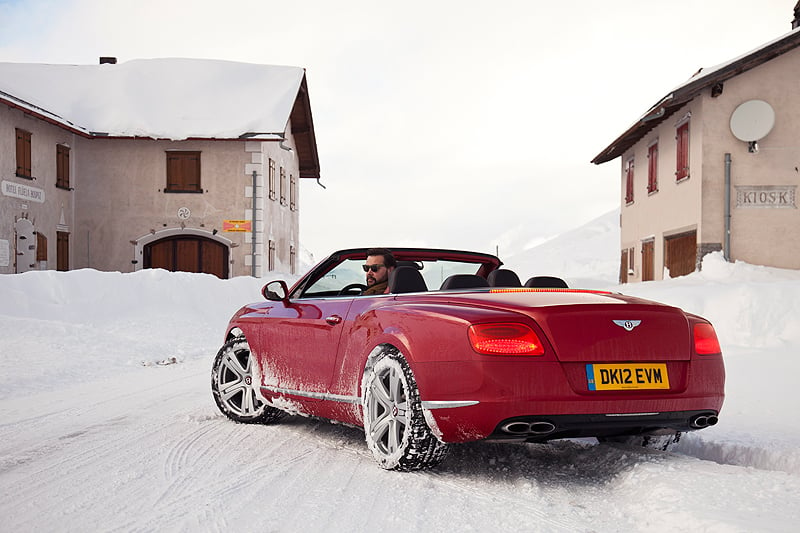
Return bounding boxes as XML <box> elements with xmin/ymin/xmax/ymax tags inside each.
<box><xmin>144</xmin><ymin>236</ymin><xmax>229</xmax><ymax>279</ymax></box>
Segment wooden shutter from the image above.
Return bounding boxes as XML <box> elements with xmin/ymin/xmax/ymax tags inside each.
<box><xmin>620</xmin><ymin>249</ymin><xmax>629</xmax><ymax>284</ymax></box>
<box><xmin>676</xmin><ymin>122</ymin><xmax>689</xmax><ymax>180</ymax></box>
<box><xmin>642</xmin><ymin>241</ymin><xmax>654</xmax><ymax>281</ymax></box>
<box><xmin>269</xmin><ymin>159</ymin><xmax>277</xmax><ymax>200</ymax></box>
<box><xmin>624</xmin><ymin>158</ymin><xmax>634</xmax><ymax>204</ymax></box>
<box><xmin>57</xmin><ymin>231</ymin><xmax>69</xmax><ymax>271</ymax></box>
<box><xmin>647</xmin><ymin>143</ymin><xmax>658</xmax><ymax>193</ymax></box>
<box><xmin>36</xmin><ymin>232</ymin><xmax>47</xmax><ymax>263</ymax></box>
<box><xmin>16</xmin><ymin>129</ymin><xmax>32</xmax><ymax>177</ymax></box>
<box><xmin>280</xmin><ymin>167</ymin><xmax>287</xmax><ymax>205</ymax></box>
<box><xmin>166</xmin><ymin>152</ymin><xmax>201</xmax><ymax>192</ymax></box>
<box><xmin>57</xmin><ymin>145</ymin><xmax>70</xmax><ymax>189</ymax></box>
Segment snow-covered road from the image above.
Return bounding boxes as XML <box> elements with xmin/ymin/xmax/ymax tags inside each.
<box><xmin>2</xmin><ymin>258</ymin><xmax>799</xmax><ymax>532</ymax></box>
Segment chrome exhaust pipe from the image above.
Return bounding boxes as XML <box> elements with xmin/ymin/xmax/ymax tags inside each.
<box><xmin>691</xmin><ymin>414</ymin><xmax>718</xmax><ymax>428</ymax></box>
<box><xmin>502</xmin><ymin>422</ymin><xmax>533</xmax><ymax>435</ymax></box>
<box><xmin>500</xmin><ymin>421</ymin><xmax>556</xmax><ymax>435</ymax></box>
<box><xmin>528</xmin><ymin>422</ymin><xmax>556</xmax><ymax>434</ymax></box>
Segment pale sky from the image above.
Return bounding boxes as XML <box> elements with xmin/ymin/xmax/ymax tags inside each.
<box><xmin>1</xmin><ymin>0</ymin><xmax>795</xmax><ymax>260</ymax></box>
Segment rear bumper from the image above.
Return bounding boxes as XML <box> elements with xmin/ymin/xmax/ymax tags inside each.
<box><xmin>485</xmin><ymin>410</ymin><xmax>719</xmax><ymax>442</ymax></box>
<box><xmin>414</xmin><ymin>358</ymin><xmax>725</xmax><ymax>443</ymax></box>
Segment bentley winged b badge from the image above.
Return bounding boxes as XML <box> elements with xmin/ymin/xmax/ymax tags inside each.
<box><xmin>613</xmin><ymin>319</ymin><xmax>642</xmax><ymax>332</ymax></box>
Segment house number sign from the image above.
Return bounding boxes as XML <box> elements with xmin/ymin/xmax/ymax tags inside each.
<box><xmin>177</xmin><ymin>207</ymin><xmax>191</xmax><ymax>220</ymax></box>
<box><xmin>736</xmin><ymin>186</ymin><xmax>796</xmax><ymax>208</ymax></box>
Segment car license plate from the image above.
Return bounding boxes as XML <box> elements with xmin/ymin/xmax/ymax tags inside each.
<box><xmin>586</xmin><ymin>363</ymin><xmax>670</xmax><ymax>391</ymax></box>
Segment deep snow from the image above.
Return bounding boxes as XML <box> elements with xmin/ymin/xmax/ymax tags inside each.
<box><xmin>1</xmin><ymin>210</ymin><xmax>799</xmax><ymax>532</ymax></box>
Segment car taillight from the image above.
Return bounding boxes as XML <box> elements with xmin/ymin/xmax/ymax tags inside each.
<box><xmin>694</xmin><ymin>323</ymin><xmax>721</xmax><ymax>355</ymax></box>
<box><xmin>468</xmin><ymin>323</ymin><xmax>545</xmax><ymax>356</ymax></box>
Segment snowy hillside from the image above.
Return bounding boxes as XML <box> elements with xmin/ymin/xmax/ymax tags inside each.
<box><xmin>503</xmin><ymin>209</ymin><xmax>620</xmax><ymax>288</ymax></box>
<box><xmin>1</xmin><ymin>223</ymin><xmax>800</xmax><ymax>531</ymax></box>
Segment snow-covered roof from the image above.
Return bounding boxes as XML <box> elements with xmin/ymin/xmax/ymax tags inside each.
<box><xmin>592</xmin><ymin>26</ymin><xmax>800</xmax><ymax>164</ymax></box>
<box><xmin>0</xmin><ymin>58</ymin><xmax>305</xmax><ymax>140</ymax></box>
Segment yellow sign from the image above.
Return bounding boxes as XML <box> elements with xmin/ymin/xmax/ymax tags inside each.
<box><xmin>223</xmin><ymin>220</ymin><xmax>252</xmax><ymax>232</ymax></box>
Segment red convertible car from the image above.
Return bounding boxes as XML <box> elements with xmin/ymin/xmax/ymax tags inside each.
<box><xmin>212</xmin><ymin>248</ymin><xmax>725</xmax><ymax>471</ymax></box>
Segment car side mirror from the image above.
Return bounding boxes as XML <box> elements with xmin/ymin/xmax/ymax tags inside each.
<box><xmin>262</xmin><ymin>280</ymin><xmax>290</xmax><ymax>303</ymax></box>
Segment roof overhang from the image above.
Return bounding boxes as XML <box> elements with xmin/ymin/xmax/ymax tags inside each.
<box><xmin>592</xmin><ymin>27</ymin><xmax>800</xmax><ymax>165</ymax></box>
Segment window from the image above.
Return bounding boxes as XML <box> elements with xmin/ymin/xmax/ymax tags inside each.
<box><xmin>647</xmin><ymin>142</ymin><xmax>658</xmax><ymax>194</ymax></box>
<box><xmin>289</xmin><ymin>174</ymin><xmax>297</xmax><ymax>211</ymax></box>
<box><xmin>279</xmin><ymin>167</ymin><xmax>287</xmax><ymax>206</ymax></box>
<box><xmin>56</xmin><ymin>144</ymin><xmax>70</xmax><ymax>189</ymax></box>
<box><xmin>624</xmin><ymin>158</ymin><xmax>634</xmax><ymax>205</ymax></box>
<box><xmin>16</xmin><ymin>129</ymin><xmax>32</xmax><ymax>178</ymax></box>
<box><xmin>165</xmin><ymin>151</ymin><xmax>201</xmax><ymax>193</ymax></box>
<box><xmin>57</xmin><ymin>231</ymin><xmax>69</xmax><ymax>271</ymax></box>
<box><xmin>268</xmin><ymin>158</ymin><xmax>276</xmax><ymax>200</ymax></box>
<box><xmin>290</xmin><ymin>245</ymin><xmax>296</xmax><ymax>274</ymax></box>
<box><xmin>676</xmin><ymin>121</ymin><xmax>690</xmax><ymax>180</ymax></box>
<box><xmin>268</xmin><ymin>240</ymin><xmax>276</xmax><ymax>271</ymax></box>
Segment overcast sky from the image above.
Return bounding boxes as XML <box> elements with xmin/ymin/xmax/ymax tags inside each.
<box><xmin>1</xmin><ymin>0</ymin><xmax>795</xmax><ymax>260</ymax></box>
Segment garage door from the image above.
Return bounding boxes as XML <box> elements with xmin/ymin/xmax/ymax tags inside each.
<box><xmin>144</xmin><ymin>236</ymin><xmax>228</xmax><ymax>279</ymax></box>
<box><xmin>664</xmin><ymin>231</ymin><xmax>697</xmax><ymax>278</ymax></box>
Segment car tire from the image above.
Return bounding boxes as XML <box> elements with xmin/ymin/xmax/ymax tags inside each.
<box><xmin>211</xmin><ymin>337</ymin><xmax>285</xmax><ymax>424</ymax></box>
<box><xmin>362</xmin><ymin>349</ymin><xmax>449</xmax><ymax>471</ymax></box>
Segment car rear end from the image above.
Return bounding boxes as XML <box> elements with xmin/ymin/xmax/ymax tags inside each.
<box><xmin>413</xmin><ymin>289</ymin><xmax>725</xmax><ymax>443</ymax></box>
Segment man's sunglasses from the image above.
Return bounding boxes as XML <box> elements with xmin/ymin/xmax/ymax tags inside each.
<box><xmin>362</xmin><ymin>264</ymin><xmax>385</xmax><ymax>272</ymax></box>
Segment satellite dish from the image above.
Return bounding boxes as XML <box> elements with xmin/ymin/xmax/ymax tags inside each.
<box><xmin>730</xmin><ymin>99</ymin><xmax>775</xmax><ymax>142</ymax></box>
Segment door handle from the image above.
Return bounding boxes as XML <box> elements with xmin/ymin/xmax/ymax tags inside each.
<box><xmin>325</xmin><ymin>315</ymin><xmax>343</xmax><ymax>325</ymax></box>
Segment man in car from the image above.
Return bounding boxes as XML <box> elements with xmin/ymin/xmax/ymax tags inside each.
<box><xmin>362</xmin><ymin>248</ymin><xmax>396</xmax><ymax>295</ymax></box>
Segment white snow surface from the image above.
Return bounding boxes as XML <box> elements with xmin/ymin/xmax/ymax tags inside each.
<box><xmin>2</xmin><ymin>213</ymin><xmax>800</xmax><ymax>532</ymax></box>
<box><xmin>0</xmin><ymin>59</ymin><xmax>304</xmax><ymax>139</ymax></box>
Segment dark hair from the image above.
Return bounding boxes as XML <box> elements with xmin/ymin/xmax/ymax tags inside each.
<box><xmin>366</xmin><ymin>248</ymin><xmax>396</xmax><ymax>268</ymax></box>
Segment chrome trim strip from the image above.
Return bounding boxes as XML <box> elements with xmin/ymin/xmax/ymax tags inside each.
<box><xmin>605</xmin><ymin>412</ymin><xmax>660</xmax><ymax>417</ymax></box>
<box><xmin>261</xmin><ymin>386</ymin><xmax>361</xmax><ymax>404</ymax></box>
<box><xmin>262</xmin><ymin>386</ymin><xmax>479</xmax><ymax>409</ymax></box>
<box><xmin>421</xmin><ymin>400</ymin><xmax>480</xmax><ymax>409</ymax></box>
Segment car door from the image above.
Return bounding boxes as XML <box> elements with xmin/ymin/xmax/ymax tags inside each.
<box><xmin>254</xmin><ymin>296</ymin><xmax>354</xmax><ymax>404</ymax></box>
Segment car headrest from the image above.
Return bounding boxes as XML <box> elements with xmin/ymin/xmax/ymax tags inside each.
<box><xmin>487</xmin><ymin>269</ymin><xmax>522</xmax><ymax>287</ymax></box>
<box><xmin>439</xmin><ymin>274</ymin><xmax>489</xmax><ymax>290</ymax></box>
<box><xmin>524</xmin><ymin>275</ymin><xmax>568</xmax><ymax>288</ymax></box>
<box><xmin>388</xmin><ymin>266</ymin><xmax>428</xmax><ymax>294</ymax></box>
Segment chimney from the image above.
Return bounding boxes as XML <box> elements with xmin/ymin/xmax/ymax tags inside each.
<box><xmin>794</xmin><ymin>1</ymin><xmax>800</xmax><ymax>29</ymax></box>
<box><xmin>99</xmin><ymin>57</ymin><xmax>117</xmax><ymax>65</ymax></box>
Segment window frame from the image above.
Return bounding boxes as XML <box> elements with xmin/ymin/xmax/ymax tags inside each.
<box><xmin>165</xmin><ymin>151</ymin><xmax>202</xmax><ymax>193</ymax></box>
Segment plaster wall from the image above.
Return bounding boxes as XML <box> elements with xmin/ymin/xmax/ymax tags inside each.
<box><xmin>698</xmin><ymin>48</ymin><xmax>800</xmax><ymax>269</ymax></box>
<box><xmin>0</xmin><ymin>104</ymin><xmax>77</xmax><ymax>273</ymax></box>
<box><xmin>619</xmin><ymin>101</ymin><xmax>705</xmax><ymax>282</ymax></box>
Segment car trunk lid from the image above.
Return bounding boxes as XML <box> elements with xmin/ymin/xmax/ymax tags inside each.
<box><xmin>533</xmin><ymin>303</ymin><xmax>692</xmax><ymax>362</ymax></box>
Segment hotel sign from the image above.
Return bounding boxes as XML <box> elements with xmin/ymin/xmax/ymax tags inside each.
<box><xmin>2</xmin><ymin>180</ymin><xmax>45</xmax><ymax>203</ymax></box>
<box><xmin>736</xmin><ymin>185</ymin><xmax>796</xmax><ymax>208</ymax></box>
